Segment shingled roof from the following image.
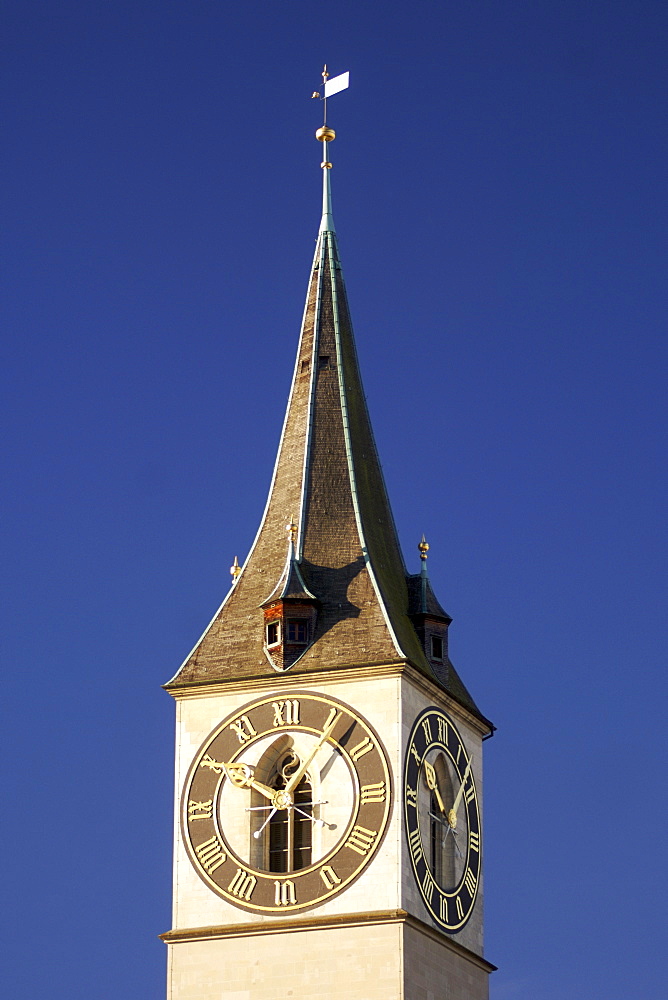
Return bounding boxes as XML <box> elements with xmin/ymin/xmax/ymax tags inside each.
<box><xmin>167</xmin><ymin>143</ymin><xmax>486</xmax><ymax>723</ymax></box>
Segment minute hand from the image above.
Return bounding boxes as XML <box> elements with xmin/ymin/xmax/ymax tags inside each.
<box><xmin>284</xmin><ymin>714</ymin><xmax>340</xmax><ymax>795</ymax></box>
<box><xmin>447</xmin><ymin>759</ymin><xmax>472</xmax><ymax>829</ymax></box>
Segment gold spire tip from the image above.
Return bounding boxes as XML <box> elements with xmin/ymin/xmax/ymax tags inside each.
<box><xmin>230</xmin><ymin>555</ymin><xmax>241</xmax><ymax>579</ymax></box>
<box><xmin>418</xmin><ymin>535</ymin><xmax>429</xmax><ymax>560</ymax></box>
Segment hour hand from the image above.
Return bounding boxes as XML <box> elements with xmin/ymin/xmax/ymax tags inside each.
<box><xmin>423</xmin><ymin>760</ymin><xmax>447</xmax><ymax>815</ymax></box>
<box><xmin>223</xmin><ymin>762</ymin><xmax>275</xmax><ymax>801</ymax></box>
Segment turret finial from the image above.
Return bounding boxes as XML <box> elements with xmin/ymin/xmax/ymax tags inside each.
<box><xmin>312</xmin><ymin>66</ymin><xmax>349</xmax><ymax>234</ymax></box>
<box><xmin>230</xmin><ymin>555</ymin><xmax>241</xmax><ymax>582</ymax></box>
<box><xmin>418</xmin><ymin>535</ymin><xmax>430</xmax><ymax>561</ymax></box>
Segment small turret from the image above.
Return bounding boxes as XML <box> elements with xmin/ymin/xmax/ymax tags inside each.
<box><xmin>260</xmin><ymin>521</ymin><xmax>319</xmax><ymax>672</ymax></box>
<box><xmin>407</xmin><ymin>536</ymin><xmax>453</xmax><ymax>685</ymax></box>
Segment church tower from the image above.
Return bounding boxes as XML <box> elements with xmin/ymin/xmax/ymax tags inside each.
<box><xmin>162</xmin><ymin>79</ymin><xmax>495</xmax><ymax>999</ymax></box>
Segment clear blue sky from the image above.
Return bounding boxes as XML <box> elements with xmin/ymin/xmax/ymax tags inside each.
<box><xmin>2</xmin><ymin>2</ymin><xmax>666</xmax><ymax>998</ymax></box>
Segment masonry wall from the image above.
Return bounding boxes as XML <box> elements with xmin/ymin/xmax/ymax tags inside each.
<box><xmin>167</xmin><ymin>922</ymin><xmax>403</xmax><ymax>1000</ymax></box>
<box><xmin>403</xmin><ymin>923</ymin><xmax>490</xmax><ymax>1000</ymax></box>
<box><xmin>166</xmin><ymin>919</ymin><xmax>490</xmax><ymax>1000</ymax></box>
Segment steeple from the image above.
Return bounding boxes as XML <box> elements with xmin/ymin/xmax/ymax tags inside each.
<box><xmin>168</xmin><ymin>112</ymin><xmax>482</xmax><ymax>720</ymax></box>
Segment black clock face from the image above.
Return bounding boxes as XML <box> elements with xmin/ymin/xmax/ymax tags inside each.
<box><xmin>404</xmin><ymin>706</ymin><xmax>481</xmax><ymax>932</ymax></box>
<box><xmin>182</xmin><ymin>691</ymin><xmax>392</xmax><ymax>914</ymax></box>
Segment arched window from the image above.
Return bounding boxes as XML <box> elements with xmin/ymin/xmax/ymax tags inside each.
<box><xmin>430</xmin><ymin>754</ymin><xmax>455</xmax><ymax>887</ymax></box>
<box><xmin>268</xmin><ymin>751</ymin><xmax>312</xmax><ymax>873</ymax></box>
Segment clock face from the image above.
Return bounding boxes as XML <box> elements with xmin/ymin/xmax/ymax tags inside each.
<box><xmin>403</xmin><ymin>706</ymin><xmax>481</xmax><ymax>932</ymax></box>
<box><xmin>182</xmin><ymin>691</ymin><xmax>392</xmax><ymax>913</ymax></box>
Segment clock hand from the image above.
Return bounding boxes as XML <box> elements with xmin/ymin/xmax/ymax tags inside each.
<box><xmin>292</xmin><ymin>804</ymin><xmax>328</xmax><ymax>827</ymax></box>
<box><xmin>424</xmin><ymin>760</ymin><xmax>447</xmax><ymax>815</ymax></box>
<box><xmin>284</xmin><ymin>712</ymin><xmax>341</xmax><ymax>795</ymax></box>
<box><xmin>223</xmin><ymin>762</ymin><xmax>276</xmax><ymax>801</ymax></box>
<box><xmin>447</xmin><ymin>759</ymin><xmax>472</xmax><ymax>829</ymax></box>
<box><xmin>252</xmin><ymin>807</ymin><xmax>277</xmax><ymax>839</ymax></box>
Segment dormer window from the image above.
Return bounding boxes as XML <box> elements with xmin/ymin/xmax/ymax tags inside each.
<box><xmin>266</xmin><ymin>621</ymin><xmax>280</xmax><ymax>647</ymax></box>
<box><xmin>286</xmin><ymin>619</ymin><xmax>308</xmax><ymax>644</ymax></box>
<box><xmin>318</xmin><ymin>355</ymin><xmax>330</xmax><ymax>369</ymax></box>
<box><xmin>431</xmin><ymin>635</ymin><xmax>443</xmax><ymax>660</ymax></box>
<box><xmin>260</xmin><ymin>549</ymin><xmax>319</xmax><ymax>670</ymax></box>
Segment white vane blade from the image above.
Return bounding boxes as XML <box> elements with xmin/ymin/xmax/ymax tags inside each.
<box><xmin>324</xmin><ymin>71</ymin><xmax>350</xmax><ymax>98</ymax></box>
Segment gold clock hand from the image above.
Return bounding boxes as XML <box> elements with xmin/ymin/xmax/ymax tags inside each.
<box><xmin>284</xmin><ymin>712</ymin><xmax>340</xmax><ymax>795</ymax></box>
<box><xmin>447</xmin><ymin>759</ymin><xmax>472</xmax><ymax>829</ymax></box>
<box><xmin>223</xmin><ymin>762</ymin><xmax>275</xmax><ymax>801</ymax></box>
<box><xmin>423</xmin><ymin>760</ymin><xmax>447</xmax><ymax>815</ymax></box>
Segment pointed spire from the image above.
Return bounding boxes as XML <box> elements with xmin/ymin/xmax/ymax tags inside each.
<box><xmin>418</xmin><ymin>535</ymin><xmax>430</xmax><ymax>614</ymax></box>
<box><xmin>167</xmin><ymin>95</ymin><xmax>486</xmax><ymax>723</ymax></box>
<box><xmin>408</xmin><ymin>536</ymin><xmax>451</xmax><ymax>624</ymax></box>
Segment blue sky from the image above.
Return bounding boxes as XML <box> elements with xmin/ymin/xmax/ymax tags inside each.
<box><xmin>2</xmin><ymin>2</ymin><xmax>666</xmax><ymax>998</ymax></box>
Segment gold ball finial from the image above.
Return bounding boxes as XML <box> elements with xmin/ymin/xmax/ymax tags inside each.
<box><xmin>230</xmin><ymin>555</ymin><xmax>241</xmax><ymax>580</ymax></box>
<box><xmin>418</xmin><ymin>535</ymin><xmax>429</xmax><ymax>560</ymax></box>
<box><xmin>316</xmin><ymin>126</ymin><xmax>336</xmax><ymax>143</ymax></box>
<box><xmin>286</xmin><ymin>518</ymin><xmax>298</xmax><ymax>546</ymax></box>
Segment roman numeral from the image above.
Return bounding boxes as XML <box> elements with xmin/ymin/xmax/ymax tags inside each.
<box><xmin>464</xmin><ymin>782</ymin><xmax>475</xmax><ymax>805</ymax></box>
<box><xmin>422</xmin><ymin>868</ymin><xmax>435</xmax><ymax>905</ymax></box>
<box><xmin>272</xmin><ymin>699</ymin><xmax>300</xmax><ymax>726</ymax></box>
<box><xmin>437</xmin><ymin>717</ymin><xmax>448</xmax><ymax>745</ymax></box>
<box><xmin>349</xmin><ymin>737</ymin><xmax>374</xmax><ymax>762</ymax></box>
<box><xmin>346</xmin><ymin>825</ymin><xmax>377</xmax><ymax>856</ymax></box>
<box><xmin>199</xmin><ymin>754</ymin><xmax>223</xmax><ymax>774</ymax></box>
<box><xmin>421</xmin><ymin>718</ymin><xmax>433</xmax><ymax>744</ymax></box>
<box><xmin>440</xmin><ymin>896</ymin><xmax>449</xmax><ymax>923</ymax></box>
<box><xmin>228</xmin><ymin>868</ymin><xmax>256</xmax><ymax>901</ymax></box>
<box><xmin>409</xmin><ymin>743</ymin><xmax>422</xmax><ymax>766</ymax></box>
<box><xmin>405</xmin><ymin>785</ymin><xmax>417</xmax><ymax>809</ymax></box>
<box><xmin>195</xmin><ymin>836</ymin><xmax>226</xmax><ymax>874</ymax></box>
<box><xmin>323</xmin><ymin>706</ymin><xmax>339</xmax><ymax>731</ymax></box>
<box><xmin>463</xmin><ymin>867</ymin><xmax>477</xmax><ymax>896</ymax></box>
<box><xmin>187</xmin><ymin>799</ymin><xmax>213</xmax><ymax>822</ymax></box>
<box><xmin>360</xmin><ymin>781</ymin><xmax>386</xmax><ymax>804</ymax></box>
<box><xmin>408</xmin><ymin>827</ymin><xmax>423</xmax><ymax>864</ymax></box>
<box><xmin>319</xmin><ymin>865</ymin><xmax>341</xmax><ymax>890</ymax></box>
<box><xmin>229</xmin><ymin>714</ymin><xmax>256</xmax><ymax>744</ymax></box>
<box><xmin>274</xmin><ymin>879</ymin><xmax>296</xmax><ymax>906</ymax></box>
<box><xmin>456</xmin><ymin>895</ymin><xmax>464</xmax><ymax>920</ymax></box>
<box><xmin>469</xmin><ymin>830</ymin><xmax>480</xmax><ymax>853</ymax></box>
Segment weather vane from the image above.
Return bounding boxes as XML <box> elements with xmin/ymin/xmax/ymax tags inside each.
<box><xmin>311</xmin><ymin>64</ymin><xmax>350</xmax><ymax>128</ymax></box>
